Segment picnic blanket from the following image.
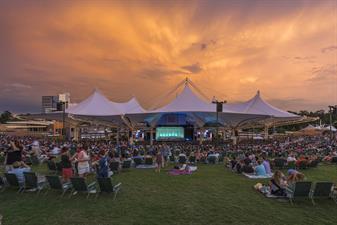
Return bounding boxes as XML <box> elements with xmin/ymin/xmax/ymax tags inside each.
<box><xmin>253</xmin><ymin>184</ymin><xmax>288</xmax><ymax>199</ymax></box>
<box><xmin>243</xmin><ymin>173</ymin><xmax>273</xmax><ymax>179</ymax></box>
<box><xmin>168</xmin><ymin>166</ymin><xmax>197</xmax><ymax>176</ymax></box>
<box><xmin>136</xmin><ymin>164</ymin><xmax>156</xmax><ymax>169</ymax></box>
<box><xmin>168</xmin><ymin>169</ymin><xmax>192</xmax><ymax>176</ymax></box>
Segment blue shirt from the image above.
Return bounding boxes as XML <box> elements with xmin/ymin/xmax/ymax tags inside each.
<box><xmin>255</xmin><ymin>164</ymin><xmax>267</xmax><ymax>176</ymax></box>
<box><xmin>9</xmin><ymin>167</ymin><xmax>31</xmax><ymax>184</ymax></box>
<box><xmin>98</xmin><ymin>156</ymin><xmax>109</xmax><ymax>178</ymax></box>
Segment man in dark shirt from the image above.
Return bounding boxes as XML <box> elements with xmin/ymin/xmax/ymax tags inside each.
<box><xmin>5</xmin><ymin>142</ymin><xmax>22</xmax><ymax>171</ymax></box>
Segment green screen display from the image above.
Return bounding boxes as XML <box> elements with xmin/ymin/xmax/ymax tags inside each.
<box><xmin>156</xmin><ymin>127</ymin><xmax>184</xmax><ymax>140</ymax></box>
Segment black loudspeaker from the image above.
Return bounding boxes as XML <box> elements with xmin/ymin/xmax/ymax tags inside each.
<box><xmin>145</xmin><ymin>132</ymin><xmax>150</xmax><ymax>141</ymax></box>
<box><xmin>216</xmin><ymin>102</ymin><xmax>223</xmax><ymax>112</ymax></box>
<box><xmin>184</xmin><ymin>127</ymin><xmax>194</xmax><ymax>140</ymax></box>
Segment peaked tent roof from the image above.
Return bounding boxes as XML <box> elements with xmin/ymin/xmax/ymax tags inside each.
<box><xmin>301</xmin><ymin>124</ymin><xmax>317</xmax><ymax>131</ymax></box>
<box><xmin>152</xmin><ymin>84</ymin><xmax>214</xmax><ymax>113</ymax></box>
<box><xmin>66</xmin><ymin>90</ymin><xmax>122</xmax><ymax>116</ymax></box>
<box><xmin>323</xmin><ymin>125</ymin><xmax>337</xmax><ymax>132</ymax></box>
<box><xmin>115</xmin><ymin>97</ymin><xmax>146</xmax><ymax>114</ymax></box>
<box><xmin>224</xmin><ymin>91</ymin><xmax>299</xmax><ymax>118</ymax></box>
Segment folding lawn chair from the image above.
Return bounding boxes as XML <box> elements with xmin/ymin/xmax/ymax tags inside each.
<box><xmin>96</xmin><ymin>177</ymin><xmax>122</xmax><ymax>200</ymax></box>
<box><xmin>45</xmin><ymin>175</ymin><xmax>72</xmax><ymax>197</ymax></box>
<box><xmin>69</xmin><ymin>177</ymin><xmax>96</xmax><ymax>199</ymax></box>
<box><xmin>122</xmin><ymin>160</ymin><xmax>132</xmax><ymax>170</ymax></box>
<box><xmin>109</xmin><ymin>161</ymin><xmax>120</xmax><ymax>174</ymax></box>
<box><xmin>4</xmin><ymin>173</ymin><xmax>23</xmax><ymax>193</ymax></box>
<box><xmin>286</xmin><ymin>181</ymin><xmax>312</xmax><ymax>205</ymax></box>
<box><xmin>23</xmin><ymin>172</ymin><xmax>47</xmax><ymax>194</ymax></box>
<box><xmin>47</xmin><ymin>160</ymin><xmax>58</xmax><ymax>174</ymax></box>
<box><xmin>309</xmin><ymin>182</ymin><xmax>334</xmax><ymax>205</ymax></box>
<box><xmin>145</xmin><ymin>157</ymin><xmax>153</xmax><ymax>165</ymax></box>
<box><xmin>133</xmin><ymin>158</ymin><xmax>143</xmax><ymax>167</ymax></box>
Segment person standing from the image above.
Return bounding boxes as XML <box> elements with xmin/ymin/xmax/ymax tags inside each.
<box><xmin>155</xmin><ymin>150</ymin><xmax>163</xmax><ymax>173</ymax></box>
<box><xmin>60</xmin><ymin>147</ymin><xmax>73</xmax><ymax>182</ymax></box>
<box><xmin>76</xmin><ymin>147</ymin><xmax>90</xmax><ymax>178</ymax></box>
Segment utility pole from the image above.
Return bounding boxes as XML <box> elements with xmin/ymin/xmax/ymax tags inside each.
<box><xmin>328</xmin><ymin>105</ymin><xmax>337</xmax><ymax>142</ymax></box>
<box><xmin>212</xmin><ymin>97</ymin><xmax>226</xmax><ymax>146</ymax></box>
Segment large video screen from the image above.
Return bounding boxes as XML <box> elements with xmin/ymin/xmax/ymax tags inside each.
<box><xmin>156</xmin><ymin>127</ymin><xmax>184</xmax><ymax>140</ymax></box>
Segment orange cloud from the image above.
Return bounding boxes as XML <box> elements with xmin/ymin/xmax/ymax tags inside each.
<box><xmin>0</xmin><ymin>0</ymin><xmax>336</xmax><ymax>112</ymax></box>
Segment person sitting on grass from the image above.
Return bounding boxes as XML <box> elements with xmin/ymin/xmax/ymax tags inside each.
<box><xmin>286</xmin><ymin>170</ymin><xmax>305</xmax><ymax>190</ymax></box>
<box><xmin>8</xmin><ymin>161</ymin><xmax>31</xmax><ymax>186</ymax></box>
<box><xmin>255</xmin><ymin>160</ymin><xmax>267</xmax><ymax>176</ymax></box>
<box><xmin>269</xmin><ymin>170</ymin><xmax>286</xmax><ymax>196</ymax></box>
<box><xmin>262</xmin><ymin>156</ymin><xmax>272</xmax><ymax>175</ymax></box>
<box><xmin>242</xmin><ymin>162</ymin><xmax>254</xmax><ymax>174</ymax></box>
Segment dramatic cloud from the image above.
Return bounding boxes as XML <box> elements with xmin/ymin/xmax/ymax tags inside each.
<box><xmin>321</xmin><ymin>45</ymin><xmax>337</xmax><ymax>53</ymax></box>
<box><xmin>0</xmin><ymin>0</ymin><xmax>336</xmax><ymax>112</ymax></box>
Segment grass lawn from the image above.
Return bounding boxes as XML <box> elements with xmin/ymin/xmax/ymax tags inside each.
<box><xmin>1</xmin><ymin>164</ymin><xmax>337</xmax><ymax>225</ymax></box>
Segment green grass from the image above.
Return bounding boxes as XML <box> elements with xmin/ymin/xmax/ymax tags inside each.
<box><xmin>1</xmin><ymin>164</ymin><xmax>337</xmax><ymax>225</ymax></box>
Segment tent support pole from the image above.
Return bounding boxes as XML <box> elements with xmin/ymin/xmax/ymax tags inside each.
<box><xmin>150</xmin><ymin>128</ymin><xmax>154</xmax><ymax>146</ymax></box>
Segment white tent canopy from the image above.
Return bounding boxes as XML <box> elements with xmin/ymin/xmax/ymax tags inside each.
<box><xmin>224</xmin><ymin>91</ymin><xmax>299</xmax><ymax>118</ymax></box>
<box><xmin>66</xmin><ymin>90</ymin><xmax>122</xmax><ymax>116</ymax></box>
<box><xmin>114</xmin><ymin>97</ymin><xmax>146</xmax><ymax>114</ymax></box>
<box><xmin>301</xmin><ymin>124</ymin><xmax>318</xmax><ymax>131</ymax></box>
<box><xmin>151</xmin><ymin>84</ymin><xmax>214</xmax><ymax>113</ymax></box>
<box><xmin>64</xmin><ymin>79</ymin><xmax>301</xmax><ymax>128</ymax></box>
<box><xmin>323</xmin><ymin>125</ymin><xmax>337</xmax><ymax>132</ymax></box>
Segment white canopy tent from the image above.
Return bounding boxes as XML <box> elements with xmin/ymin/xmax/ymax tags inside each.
<box><xmin>66</xmin><ymin>90</ymin><xmax>122</xmax><ymax>116</ymax></box>
<box><xmin>64</xmin><ymin>79</ymin><xmax>301</xmax><ymax>129</ymax></box>
<box><xmin>114</xmin><ymin>97</ymin><xmax>146</xmax><ymax>114</ymax></box>
<box><xmin>224</xmin><ymin>90</ymin><xmax>298</xmax><ymax>118</ymax></box>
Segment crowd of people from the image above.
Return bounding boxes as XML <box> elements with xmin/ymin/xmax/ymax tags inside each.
<box><xmin>0</xmin><ymin>134</ymin><xmax>336</xmax><ymax>186</ymax></box>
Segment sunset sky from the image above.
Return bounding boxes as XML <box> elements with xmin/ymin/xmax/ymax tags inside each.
<box><xmin>0</xmin><ymin>0</ymin><xmax>336</xmax><ymax>113</ymax></box>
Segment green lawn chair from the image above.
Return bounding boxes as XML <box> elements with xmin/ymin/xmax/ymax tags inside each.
<box><xmin>122</xmin><ymin>160</ymin><xmax>132</xmax><ymax>170</ymax></box>
<box><xmin>297</xmin><ymin>161</ymin><xmax>307</xmax><ymax>170</ymax></box>
<box><xmin>286</xmin><ymin>181</ymin><xmax>312</xmax><ymax>205</ymax></box>
<box><xmin>274</xmin><ymin>158</ymin><xmax>286</xmax><ymax>169</ymax></box>
<box><xmin>308</xmin><ymin>160</ymin><xmax>319</xmax><ymax>168</ymax></box>
<box><xmin>46</xmin><ymin>160</ymin><xmax>58</xmax><ymax>174</ymax></box>
<box><xmin>287</xmin><ymin>161</ymin><xmax>296</xmax><ymax>169</ymax></box>
<box><xmin>69</xmin><ymin>177</ymin><xmax>96</xmax><ymax>199</ymax></box>
<box><xmin>169</xmin><ymin>155</ymin><xmax>175</xmax><ymax>163</ymax></box>
<box><xmin>145</xmin><ymin>157</ymin><xmax>153</xmax><ymax>165</ymax></box>
<box><xmin>133</xmin><ymin>158</ymin><xmax>143</xmax><ymax>167</ymax></box>
<box><xmin>178</xmin><ymin>156</ymin><xmax>186</xmax><ymax>164</ymax></box>
<box><xmin>96</xmin><ymin>177</ymin><xmax>122</xmax><ymax>200</ymax></box>
<box><xmin>45</xmin><ymin>175</ymin><xmax>72</xmax><ymax>197</ymax></box>
<box><xmin>189</xmin><ymin>156</ymin><xmax>196</xmax><ymax>164</ymax></box>
<box><xmin>30</xmin><ymin>156</ymin><xmax>40</xmax><ymax>165</ymax></box>
<box><xmin>0</xmin><ymin>176</ymin><xmax>5</xmax><ymax>192</ymax></box>
<box><xmin>23</xmin><ymin>172</ymin><xmax>47</xmax><ymax>194</ymax></box>
<box><xmin>309</xmin><ymin>182</ymin><xmax>334</xmax><ymax>205</ymax></box>
<box><xmin>207</xmin><ymin>156</ymin><xmax>217</xmax><ymax>164</ymax></box>
<box><xmin>109</xmin><ymin>161</ymin><xmax>120</xmax><ymax>174</ymax></box>
<box><xmin>4</xmin><ymin>173</ymin><xmax>23</xmax><ymax>193</ymax></box>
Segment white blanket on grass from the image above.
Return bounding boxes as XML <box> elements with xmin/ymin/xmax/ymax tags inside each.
<box><xmin>243</xmin><ymin>173</ymin><xmax>273</xmax><ymax>179</ymax></box>
<box><xmin>136</xmin><ymin>165</ymin><xmax>156</xmax><ymax>169</ymax></box>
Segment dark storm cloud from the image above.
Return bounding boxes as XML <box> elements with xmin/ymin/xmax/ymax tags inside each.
<box><xmin>181</xmin><ymin>63</ymin><xmax>203</xmax><ymax>74</ymax></box>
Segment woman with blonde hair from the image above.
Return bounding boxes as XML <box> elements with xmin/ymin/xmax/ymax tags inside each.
<box><xmin>269</xmin><ymin>170</ymin><xmax>286</xmax><ymax>196</ymax></box>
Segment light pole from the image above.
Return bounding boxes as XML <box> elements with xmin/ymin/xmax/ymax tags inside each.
<box><xmin>328</xmin><ymin>105</ymin><xmax>337</xmax><ymax>142</ymax></box>
<box><xmin>60</xmin><ymin>101</ymin><xmax>68</xmax><ymax>141</ymax></box>
<box><xmin>212</xmin><ymin>98</ymin><xmax>226</xmax><ymax>146</ymax></box>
